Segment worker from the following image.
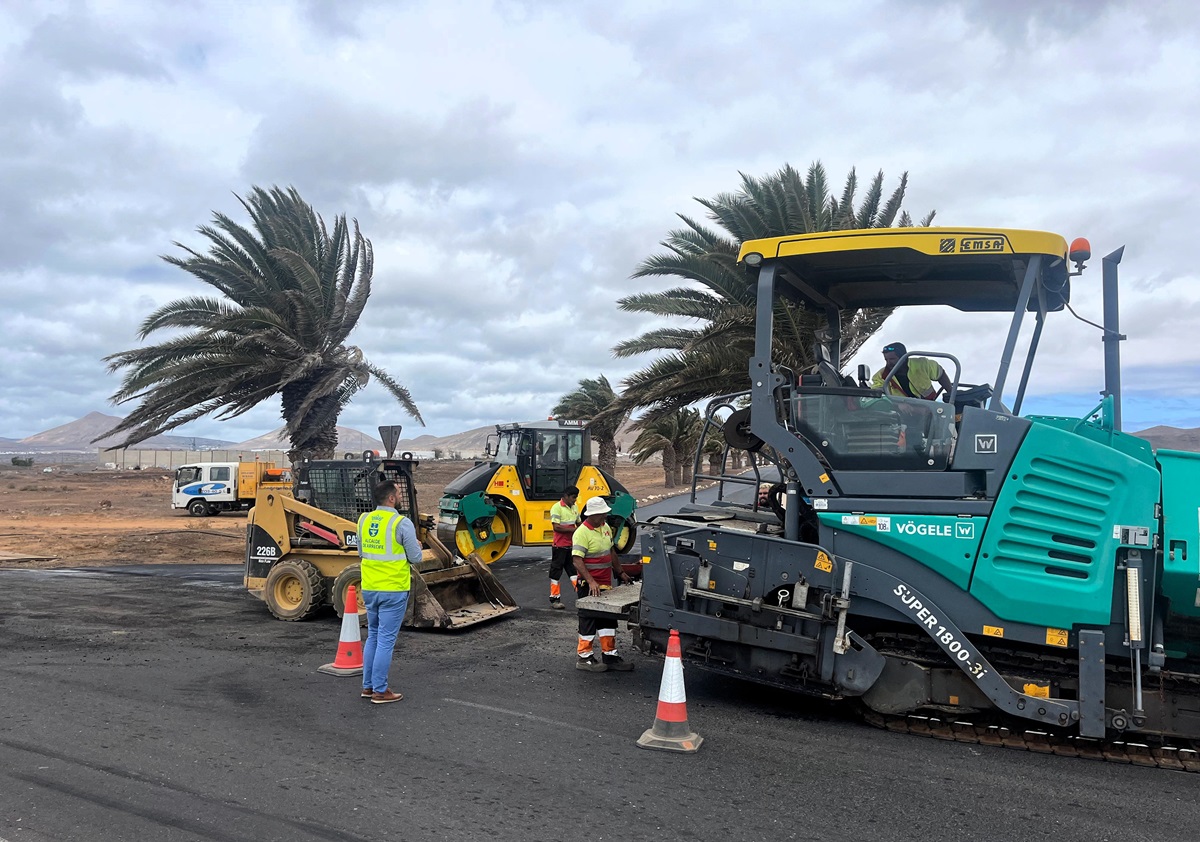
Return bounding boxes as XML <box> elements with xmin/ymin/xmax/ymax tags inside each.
<box><xmin>357</xmin><ymin>479</ymin><xmax>422</xmax><ymax>704</ymax></box>
<box><xmin>547</xmin><ymin>485</ymin><xmax>580</xmax><ymax>610</ymax></box>
<box><xmin>870</xmin><ymin>341</ymin><xmax>952</xmax><ymax>400</ymax></box>
<box><xmin>572</xmin><ymin>496</ymin><xmax>634</xmax><ymax>672</ymax></box>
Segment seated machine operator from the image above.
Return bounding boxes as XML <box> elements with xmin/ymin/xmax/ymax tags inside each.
<box><xmin>870</xmin><ymin>342</ymin><xmax>952</xmax><ymax>401</ymax></box>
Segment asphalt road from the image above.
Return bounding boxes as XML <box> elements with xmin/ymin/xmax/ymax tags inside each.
<box><xmin>1</xmin><ymin>509</ymin><xmax>1196</xmax><ymax>841</ymax></box>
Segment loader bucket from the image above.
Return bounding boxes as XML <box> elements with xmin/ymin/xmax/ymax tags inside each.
<box><xmin>406</xmin><ymin>552</ymin><xmax>519</xmax><ymax>630</ymax></box>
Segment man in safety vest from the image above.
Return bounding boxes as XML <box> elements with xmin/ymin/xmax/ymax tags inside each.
<box><xmin>357</xmin><ymin>480</ymin><xmax>422</xmax><ymax>704</ymax></box>
<box><xmin>547</xmin><ymin>485</ymin><xmax>580</xmax><ymax>609</ymax></box>
<box><xmin>572</xmin><ymin>496</ymin><xmax>633</xmax><ymax>672</ymax></box>
<box><xmin>870</xmin><ymin>341</ymin><xmax>952</xmax><ymax>400</ymax></box>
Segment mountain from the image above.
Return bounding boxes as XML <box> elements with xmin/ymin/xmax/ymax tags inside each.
<box><xmin>233</xmin><ymin>426</ymin><xmax>385</xmax><ymax>453</ymax></box>
<box><xmin>17</xmin><ymin>412</ymin><xmax>235</xmax><ymax>452</ymax></box>
<box><xmin>10</xmin><ymin>412</ymin><xmax>580</xmax><ymax>457</ymax></box>
<box><xmin>230</xmin><ymin>418</ymin><xmax>644</xmax><ymax>459</ymax></box>
<box><xmin>233</xmin><ymin>424</ymin><xmax>503</xmax><ymax>457</ymax></box>
<box><xmin>22</xmin><ymin>410</ymin><xmax>1197</xmax><ymax>458</ymax></box>
<box><xmin>1132</xmin><ymin>425</ymin><xmax>1200</xmax><ymax>452</ymax></box>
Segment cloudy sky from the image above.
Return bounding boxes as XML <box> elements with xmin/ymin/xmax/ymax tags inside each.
<box><xmin>3</xmin><ymin>0</ymin><xmax>1198</xmax><ymax>443</ymax></box>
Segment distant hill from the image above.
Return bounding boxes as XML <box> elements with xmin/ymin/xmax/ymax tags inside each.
<box><xmin>235</xmin><ymin>423</ymin><xmax>514</xmax><ymax>457</ymax></box>
<box><xmin>236</xmin><ymin>418</ymin><xmax>643</xmax><ymax>459</ymax></box>
<box><xmin>1132</xmin><ymin>425</ymin><xmax>1200</xmax><ymax>452</ymax></box>
<box><xmin>16</xmin><ymin>412</ymin><xmax>234</xmax><ymax>452</ymax></box>
<box><xmin>4</xmin><ymin>412</ymin><xmax>649</xmax><ymax>458</ymax></box>
<box><xmin>15</xmin><ymin>410</ymin><xmax>1197</xmax><ymax>459</ymax></box>
<box><xmin>234</xmin><ymin>426</ymin><xmax>386</xmax><ymax>453</ymax></box>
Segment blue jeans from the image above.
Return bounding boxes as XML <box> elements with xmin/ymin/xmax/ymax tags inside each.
<box><xmin>362</xmin><ymin>589</ymin><xmax>410</xmax><ymax>693</ymax></box>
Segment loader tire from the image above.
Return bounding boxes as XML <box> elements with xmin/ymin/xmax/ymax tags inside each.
<box><xmin>263</xmin><ymin>559</ymin><xmax>326</xmax><ymax>621</ymax></box>
<box><xmin>332</xmin><ymin>565</ymin><xmax>366</xmax><ymax>626</ymax></box>
<box><xmin>188</xmin><ymin>499</ymin><xmax>209</xmax><ymax>517</ymax></box>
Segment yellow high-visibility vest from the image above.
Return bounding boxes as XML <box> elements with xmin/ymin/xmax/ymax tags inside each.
<box><xmin>357</xmin><ymin>509</ymin><xmax>411</xmax><ymax>592</ymax></box>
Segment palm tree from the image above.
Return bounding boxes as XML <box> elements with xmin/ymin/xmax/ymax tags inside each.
<box><xmin>98</xmin><ymin>186</ymin><xmax>422</xmax><ymax>458</ymax></box>
<box><xmin>629</xmin><ymin>407</ymin><xmax>703</xmax><ymax>488</ymax></box>
<box><xmin>702</xmin><ymin>428</ymin><xmax>728</xmax><ymax>476</ymax></box>
<box><xmin>629</xmin><ymin>416</ymin><xmax>678</xmax><ymax>489</ymax></box>
<box><xmin>551</xmin><ymin>374</ymin><xmax>628</xmax><ymax>476</ymax></box>
<box><xmin>673</xmin><ymin>407</ymin><xmax>703</xmax><ymax>485</ymax></box>
<box><xmin>615</xmin><ymin>162</ymin><xmax>935</xmax><ymax>420</ymax></box>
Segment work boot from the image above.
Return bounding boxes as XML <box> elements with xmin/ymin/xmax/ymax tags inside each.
<box><xmin>576</xmin><ymin>655</ymin><xmax>607</xmax><ymax>672</ymax></box>
<box><xmin>550</xmin><ymin>597</ymin><xmax>565</xmax><ymax>610</ymax></box>
<box><xmin>602</xmin><ymin>653</ymin><xmax>634</xmax><ymax>671</ymax></box>
<box><xmin>371</xmin><ymin>688</ymin><xmax>404</xmax><ymax>704</ymax></box>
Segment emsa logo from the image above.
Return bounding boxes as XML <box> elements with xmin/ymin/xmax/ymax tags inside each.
<box><xmin>960</xmin><ymin>237</ymin><xmax>1005</xmax><ymax>252</ymax></box>
<box><xmin>955</xmin><ymin>522</ymin><xmax>976</xmax><ymax>540</ymax></box>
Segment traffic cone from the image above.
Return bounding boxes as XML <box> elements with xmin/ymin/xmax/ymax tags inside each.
<box><xmin>637</xmin><ymin>629</ymin><xmax>703</xmax><ymax>753</ymax></box>
<box><xmin>317</xmin><ymin>584</ymin><xmax>364</xmax><ymax>676</ymax></box>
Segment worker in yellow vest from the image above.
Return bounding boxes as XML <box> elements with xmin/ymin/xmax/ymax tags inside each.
<box><xmin>548</xmin><ymin>485</ymin><xmax>580</xmax><ymax>609</ymax></box>
<box><xmin>357</xmin><ymin>480</ymin><xmax>422</xmax><ymax>704</ymax></box>
<box><xmin>871</xmin><ymin>341</ymin><xmax>952</xmax><ymax>400</ymax></box>
<box><xmin>572</xmin><ymin>496</ymin><xmax>634</xmax><ymax>672</ymax></box>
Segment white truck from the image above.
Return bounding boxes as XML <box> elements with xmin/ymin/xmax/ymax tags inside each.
<box><xmin>172</xmin><ymin>461</ymin><xmax>289</xmax><ymax>516</ymax></box>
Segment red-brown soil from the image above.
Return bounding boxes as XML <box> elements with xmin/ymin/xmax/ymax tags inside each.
<box><xmin>0</xmin><ymin>461</ymin><xmax>679</xmax><ymax>569</ymax></box>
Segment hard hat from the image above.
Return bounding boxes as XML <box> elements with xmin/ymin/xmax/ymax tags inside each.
<box><xmin>584</xmin><ymin>497</ymin><xmax>612</xmax><ymax>516</ymax></box>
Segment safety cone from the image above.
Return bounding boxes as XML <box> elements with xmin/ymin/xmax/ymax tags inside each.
<box><xmin>637</xmin><ymin>629</ymin><xmax>703</xmax><ymax>753</ymax></box>
<box><xmin>317</xmin><ymin>584</ymin><xmax>364</xmax><ymax>676</ymax></box>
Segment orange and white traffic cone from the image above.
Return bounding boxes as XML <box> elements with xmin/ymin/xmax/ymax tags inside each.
<box><xmin>637</xmin><ymin>629</ymin><xmax>703</xmax><ymax>753</ymax></box>
<box><xmin>317</xmin><ymin>584</ymin><xmax>364</xmax><ymax>676</ymax></box>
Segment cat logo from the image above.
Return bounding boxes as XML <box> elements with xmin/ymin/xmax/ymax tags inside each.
<box><xmin>939</xmin><ymin>238</ymin><xmax>955</xmax><ymax>253</ymax></box>
<box><xmin>960</xmin><ymin>237</ymin><xmax>1005</xmax><ymax>253</ymax></box>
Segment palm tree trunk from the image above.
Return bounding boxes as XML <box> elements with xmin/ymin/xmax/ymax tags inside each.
<box><xmin>681</xmin><ymin>460</ymin><xmax>693</xmax><ymax>485</ymax></box>
<box><xmin>596</xmin><ymin>437</ymin><xmax>617</xmax><ymax>476</ymax></box>
<box><xmin>282</xmin><ymin>383</ymin><xmax>340</xmax><ymax>460</ymax></box>
<box><xmin>662</xmin><ymin>445</ymin><xmax>677</xmax><ymax>488</ymax></box>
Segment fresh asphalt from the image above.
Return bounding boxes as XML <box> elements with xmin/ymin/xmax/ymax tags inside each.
<box><xmin>0</xmin><ymin>487</ymin><xmax>1194</xmax><ymax>842</ymax></box>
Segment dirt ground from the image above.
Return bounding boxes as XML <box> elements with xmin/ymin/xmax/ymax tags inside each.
<box><xmin>0</xmin><ymin>460</ymin><xmax>679</xmax><ymax>569</ymax></box>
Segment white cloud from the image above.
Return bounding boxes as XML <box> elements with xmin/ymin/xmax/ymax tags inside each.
<box><xmin>2</xmin><ymin>0</ymin><xmax>1199</xmax><ymax>444</ymax></box>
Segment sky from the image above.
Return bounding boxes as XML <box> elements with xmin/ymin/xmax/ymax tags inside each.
<box><xmin>2</xmin><ymin>0</ymin><xmax>1199</xmax><ymax>443</ymax></box>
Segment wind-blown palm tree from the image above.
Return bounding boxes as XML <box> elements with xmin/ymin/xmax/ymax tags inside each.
<box><xmin>99</xmin><ymin>186</ymin><xmax>422</xmax><ymax>457</ymax></box>
<box><xmin>551</xmin><ymin>374</ymin><xmax>628</xmax><ymax>476</ymax></box>
<box><xmin>629</xmin><ymin>407</ymin><xmax>703</xmax><ymax>488</ymax></box>
<box><xmin>629</xmin><ymin>417</ymin><xmax>677</xmax><ymax>489</ymax></box>
<box><xmin>672</xmin><ymin>407</ymin><xmax>703</xmax><ymax>485</ymax></box>
<box><xmin>616</xmin><ymin>162</ymin><xmax>935</xmax><ymax>420</ymax></box>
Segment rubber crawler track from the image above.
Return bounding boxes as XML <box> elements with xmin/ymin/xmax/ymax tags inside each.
<box><xmin>861</xmin><ymin>711</ymin><xmax>1200</xmax><ymax>772</ymax></box>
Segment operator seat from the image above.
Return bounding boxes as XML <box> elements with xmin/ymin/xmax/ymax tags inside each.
<box><xmin>952</xmin><ymin>384</ymin><xmax>995</xmax><ymax>419</ymax></box>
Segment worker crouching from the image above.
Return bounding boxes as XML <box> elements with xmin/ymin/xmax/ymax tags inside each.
<box><xmin>572</xmin><ymin>496</ymin><xmax>634</xmax><ymax>672</ymax></box>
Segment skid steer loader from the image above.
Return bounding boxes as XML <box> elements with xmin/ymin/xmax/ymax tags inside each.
<box><xmin>243</xmin><ymin>429</ymin><xmax>518</xmax><ymax>630</ymax></box>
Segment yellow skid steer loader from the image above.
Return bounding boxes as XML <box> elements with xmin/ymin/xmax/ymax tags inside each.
<box><xmin>243</xmin><ymin>443</ymin><xmax>518</xmax><ymax>630</ymax></box>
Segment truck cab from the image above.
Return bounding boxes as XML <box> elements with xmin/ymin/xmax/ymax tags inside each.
<box><xmin>173</xmin><ymin>461</ymin><xmax>286</xmax><ymax>516</ymax></box>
